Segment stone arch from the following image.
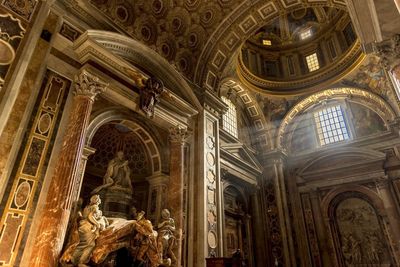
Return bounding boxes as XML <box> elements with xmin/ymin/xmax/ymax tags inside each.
<box><xmin>276</xmin><ymin>87</ymin><xmax>396</xmax><ymax>150</ymax></box>
<box><xmin>193</xmin><ymin>0</ymin><xmax>348</xmax><ymax>90</ymax></box>
<box><xmin>74</xmin><ymin>30</ymin><xmax>201</xmax><ymax>109</ymax></box>
<box><xmin>86</xmin><ymin>107</ymin><xmax>163</xmax><ymax>174</ymax></box>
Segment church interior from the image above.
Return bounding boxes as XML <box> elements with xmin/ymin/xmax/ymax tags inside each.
<box><xmin>0</xmin><ymin>0</ymin><xmax>400</xmax><ymax>266</ymax></box>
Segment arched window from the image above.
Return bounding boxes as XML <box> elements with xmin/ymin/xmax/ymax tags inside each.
<box><xmin>221</xmin><ymin>96</ymin><xmax>238</xmax><ymax>138</ymax></box>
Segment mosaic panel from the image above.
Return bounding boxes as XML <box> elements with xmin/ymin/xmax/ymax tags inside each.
<box><xmin>0</xmin><ymin>71</ymin><xmax>69</xmax><ymax>266</ymax></box>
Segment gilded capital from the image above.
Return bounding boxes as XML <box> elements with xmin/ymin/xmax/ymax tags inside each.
<box><xmin>73</xmin><ymin>70</ymin><xmax>108</xmax><ymax>101</ymax></box>
<box><xmin>169</xmin><ymin>126</ymin><xmax>190</xmax><ymax>144</ymax></box>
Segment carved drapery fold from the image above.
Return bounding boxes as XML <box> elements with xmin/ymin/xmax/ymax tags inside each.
<box><xmin>28</xmin><ymin>70</ymin><xmax>107</xmax><ymax>267</ymax></box>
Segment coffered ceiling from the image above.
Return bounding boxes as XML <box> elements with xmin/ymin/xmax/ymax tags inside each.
<box><xmin>63</xmin><ymin>0</ymin><xmax>348</xmax><ymax>91</ymax></box>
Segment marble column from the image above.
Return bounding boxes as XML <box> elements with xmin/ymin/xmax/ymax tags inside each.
<box><xmin>72</xmin><ymin>146</ymin><xmax>96</xmax><ymax>203</ymax></box>
<box><xmin>168</xmin><ymin>126</ymin><xmax>189</xmax><ymax>267</ymax></box>
<box><xmin>28</xmin><ymin>70</ymin><xmax>107</xmax><ymax>267</ymax></box>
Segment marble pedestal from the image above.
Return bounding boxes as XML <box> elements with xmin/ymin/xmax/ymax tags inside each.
<box><xmin>102</xmin><ymin>186</ymin><xmax>133</xmax><ymax>219</ymax></box>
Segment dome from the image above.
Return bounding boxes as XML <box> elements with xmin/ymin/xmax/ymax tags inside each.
<box><xmin>239</xmin><ymin>6</ymin><xmax>364</xmax><ymax>94</ymax></box>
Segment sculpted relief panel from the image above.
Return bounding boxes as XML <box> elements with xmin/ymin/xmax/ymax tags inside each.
<box><xmin>335</xmin><ymin>197</ymin><xmax>392</xmax><ymax>266</ymax></box>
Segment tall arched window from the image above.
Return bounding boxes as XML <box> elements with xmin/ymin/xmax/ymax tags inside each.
<box><xmin>221</xmin><ymin>96</ymin><xmax>238</xmax><ymax>138</ymax></box>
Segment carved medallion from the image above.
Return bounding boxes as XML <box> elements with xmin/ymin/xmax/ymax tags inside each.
<box><xmin>207</xmin><ymin>231</ymin><xmax>217</xmax><ymax>249</ymax></box>
<box><xmin>206</xmin><ymin>152</ymin><xmax>215</xmax><ymax>166</ymax></box>
<box><xmin>14</xmin><ymin>181</ymin><xmax>31</xmax><ymax>208</ymax></box>
<box><xmin>37</xmin><ymin>112</ymin><xmax>52</xmax><ymax>135</ymax></box>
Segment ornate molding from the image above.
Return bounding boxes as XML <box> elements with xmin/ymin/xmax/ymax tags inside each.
<box><xmin>73</xmin><ymin>69</ymin><xmax>108</xmax><ymax>101</ymax></box>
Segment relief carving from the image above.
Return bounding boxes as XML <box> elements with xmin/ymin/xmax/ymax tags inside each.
<box><xmin>334</xmin><ymin>197</ymin><xmax>392</xmax><ymax>266</ymax></box>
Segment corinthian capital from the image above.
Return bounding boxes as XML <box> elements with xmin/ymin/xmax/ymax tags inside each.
<box><xmin>169</xmin><ymin>125</ymin><xmax>190</xmax><ymax>144</ymax></box>
<box><xmin>73</xmin><ymin>70</ymin><xmax>108</xmax><ymax>100</ymax></box>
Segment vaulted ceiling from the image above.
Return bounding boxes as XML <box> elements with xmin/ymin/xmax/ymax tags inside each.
<box><xmin>63</xmin><ymin>0</ymin><xmax>349</xmax><ymax>91</ymax></box>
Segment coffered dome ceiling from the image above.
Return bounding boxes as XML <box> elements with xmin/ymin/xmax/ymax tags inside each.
<box><xmin>238</xmin><ymin>6</ymin><xmax>364</xmax><ymax>94</ymax></box>
<box><xmin>66</xmin><ymin>0</ymin><xmax>356</xmax><ymax>92</ymax></box>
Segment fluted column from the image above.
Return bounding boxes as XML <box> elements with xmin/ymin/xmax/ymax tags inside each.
<box><xmin>168</xmin><ymin>126</ymin><xmax>189</xmax><ymax>267</ymax></box>
<box><xmin>29</xmin><ymin>70</ymin><xmax>107</xmax><ymax>267</ymax></box>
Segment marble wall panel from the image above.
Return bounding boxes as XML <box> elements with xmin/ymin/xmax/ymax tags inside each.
<box><xmin>0</xmin><ymin>71</ymin><xmax>70</xmax><ymax>266</ymax></box>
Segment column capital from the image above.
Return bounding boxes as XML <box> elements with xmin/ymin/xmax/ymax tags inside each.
<box><xmin>73</xmin><ymin>69</ymin><xmax>108</xmax><ymax>101</ymax></box>
<box><xmin>375</xmin><ymin>176</ymin><xmax>390</xmax><ymax>189</ymax></box>
<box><xmin>260</xmin><ymin>149</ymin><xmax>287</xmax><ymax>165</ymax></box>
<box><xmin>169</xmin><ymin>125</ymin><xmax>190</xmax><ymax>144</ymax></box>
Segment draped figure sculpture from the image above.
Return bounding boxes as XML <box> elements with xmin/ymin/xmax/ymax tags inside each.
<box><xmin>60</xmin><ymin>195</ymin><xmax>109</xmax><ymax>266</ymax></box>
<box><xmin>157</xmin><ymin>209</ymin><xmax>176</xmax><ymax>266</ymax></box>
<box><xmin>91</xmin><ymin>151</ymin><xmax>133</xmax><ymax>195</ymax></box>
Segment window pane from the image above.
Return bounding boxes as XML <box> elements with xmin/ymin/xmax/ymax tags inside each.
<box><xmin>306</xmin><ymin>53</ymin><xmax>320</xmax><ymax>72</ymax></box>
<box><xmin>314</xmin><ymin>105</ymin><xmax>349</xmax><ymax>146</ymax></box>
<box><xmin>221</xmin><ymin>96</ymin><xmax>238</xmax><ymax>138</ymax></box>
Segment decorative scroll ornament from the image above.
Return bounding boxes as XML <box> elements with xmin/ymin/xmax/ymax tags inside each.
<box><xmin>373</xmin><ymin>34</ymin><xmax>400</xmax><ymax>70</ymax></box>
<box><xmin>140</xmin><ymin>76</ymin><xmax>165</xmax><ymax>118</ymax></box>
<box><xmin>73</xmin><ymin>70</ymin><xmax>108</xmax><ymax>100</ymax></box>
<box><xmin>169</xmin><ymin>125</ymin><xmax>190</xmax><ymax>143</ymax></box>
